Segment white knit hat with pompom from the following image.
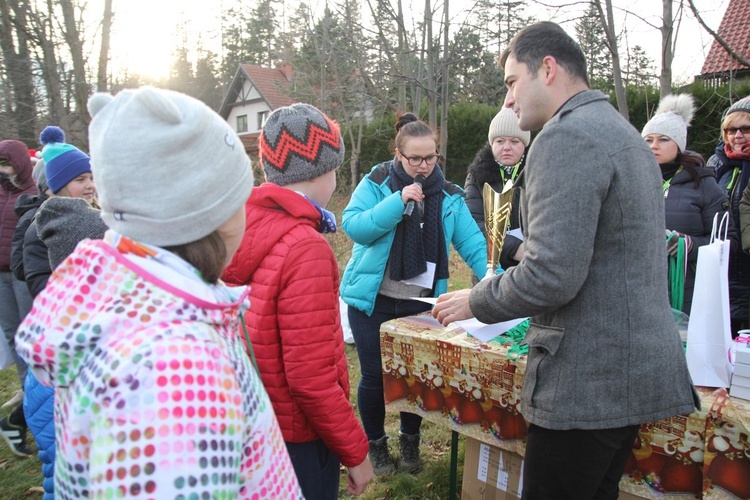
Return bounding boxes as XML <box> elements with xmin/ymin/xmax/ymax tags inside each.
<box><xmin>641</xmin><ymin>94</ymin><xmax>695</xmax><ymax>152</ymax></box>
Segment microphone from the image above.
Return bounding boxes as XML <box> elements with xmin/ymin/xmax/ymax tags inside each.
<box><xmin>403</xmin><ymin>174</ymin><xmax>426</xmax><ymax>218</ymax></box>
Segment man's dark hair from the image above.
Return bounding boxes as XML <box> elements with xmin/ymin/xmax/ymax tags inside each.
<box><xmin>500</xmin><ymin>21</ymin><xmax>590</xmax><ymax>88</ymax></box>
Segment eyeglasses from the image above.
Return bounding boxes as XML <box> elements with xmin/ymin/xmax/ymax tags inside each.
<box><xmin>724</xmin><ymin>126</ymin><xmax>750</xmax><ymax>135</ymax></box>
<box><xmin>402</xmin><ymin>154</ymin><xmax>440</xmax><ymax>167</ymax></box>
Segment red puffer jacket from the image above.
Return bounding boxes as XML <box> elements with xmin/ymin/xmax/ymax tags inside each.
<box><xmin>0</xmin><ymin>140</ymin><xmax>37</xmax><ymax>271</ymax></box>
<box><xmin>223</xmin><ymin>183</ymin><xmax>368</xmax><ymax>468</ymax></box>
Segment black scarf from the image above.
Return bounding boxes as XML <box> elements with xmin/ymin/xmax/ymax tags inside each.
<box><xmin>387</xmin><ymin>160</ymin><xmax>450</xmax><ymax>285</ymax></box>
<box><xmin>660</xmin><ymin>161</ymin><xmax>681</xmax><ymax>182</ymax></box>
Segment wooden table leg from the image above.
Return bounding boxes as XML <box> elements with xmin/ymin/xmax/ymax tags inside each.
<box><xmin>449</xmin><ymin>430</ymin><xmax>459</xmax><ymax>499</ymax></box>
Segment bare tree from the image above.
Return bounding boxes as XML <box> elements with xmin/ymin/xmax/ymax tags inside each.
<box><xmin>97</xmin><ymin>0</ymin><xmax>113</xmax><ymax>92</ymax></box>
<box><xmin>0</xmin><ymin>0</ymin><xmax>37</xmax><ymax>144</ymax></box>
<box><xmin>592</xmin><ymin>0</ymin><xmax>629</xmax><ymax>120</ymax></box>
<box><xmin>396</xmin><ymin>0</ymin><xmax>410</xmax><ymax>110</ymax></box>
<box><xmin>59</xmin><ymin>0</ymin><xmax>91</xmax><ymax>130</ymax></box>
<box><xmin>439</xmin><ymin>0</ymin><xmax>449</xmax><ymax>167</ymax></box>
<box><xmin>33</xmin><ymin>0</ymin><xmax>66</xmax><ymax>125</ymax></box>
<box><xmin>424</xmin><ymin>0</ymin><xmax>436</xmax><ymax>125</ymax></box>
<box><xmin>658</xmin><ymin>0</ymin><xmax>674</xmax><ymax>99</ymax></box>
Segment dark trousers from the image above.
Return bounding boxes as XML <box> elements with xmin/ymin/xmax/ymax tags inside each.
<box><xmin>286</xmin><ymin>439</ymin><xmax>340</xmax><ymax>500</ymax></box>
<box><xmin>521</xmin><ymin>424</ymin><xmax>640</xmax><ymax>500</ymax></box>
<box><xmin>348</xmin><ymin>294</ymin><xmax>430</xmax><ymax>440</ymax></box>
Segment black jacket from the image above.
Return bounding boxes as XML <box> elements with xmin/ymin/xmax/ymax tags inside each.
<box><xmin>664</xmin><ymin>161</ymin><xmax>728</xmax><ymax>314</ymax></box>
<box><xmin>11</xmin><ymin>193</ymin><xmax>47</xmax><ymax>281</ymax></box>
<box><xmin>22</xmin><ymin>219</ymin><xmax>51</xmax><ymax>298</ymax></box>
<box><xmin>464</xmin><ymin>144</ymin><xmax>524</xmax><ymax>271</ymax></box>
<box><xmin>710</xmin><ymin>142</ymin><xmax>750</xmax><ymax>322</ymax></box>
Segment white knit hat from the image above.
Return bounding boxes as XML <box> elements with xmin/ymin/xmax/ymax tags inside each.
<box><xmin>641</xmin><ymin>94</ymin><xmax>695</xmax><ymax>152</ymax></box>
<box><xmin>87</xmin><ymin>87</ymin><xmax>253</xmax><ymax>247</ymax></box>
<box><xmin>488</xmin><ymin>107</ymin><xmax>531</xmax><ymax>146</ymax></box>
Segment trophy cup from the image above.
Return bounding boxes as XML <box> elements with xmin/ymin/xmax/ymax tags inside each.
<box><xmin>483</xmin><ymin>180</ymin><xmax>515</xmax><ymax>280</ymax></box>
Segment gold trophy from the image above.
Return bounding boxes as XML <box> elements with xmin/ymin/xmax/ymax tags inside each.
<box><xmin>483</xmin><ymin>180</ymin><xmax>515</xmax><ymax>280</ymax></box>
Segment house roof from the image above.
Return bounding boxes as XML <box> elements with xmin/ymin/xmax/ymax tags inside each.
<box><xmin>241</xmin><ymin>64</ymin><xmax>295</xmax><ymax>109</ymax></box>
<box><xmin>700</xmin><ymin>0</ymin><xmax>750</xmax><ymax>77</ymax></box>
<box><xmin>218</xmin><ymin>64</ymin><xmax>295</xmax><ymax>119</ymax></box>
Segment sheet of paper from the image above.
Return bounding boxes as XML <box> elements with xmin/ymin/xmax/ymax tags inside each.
<box><xmin>507</xmin><ymin>228</ymin><xmax>524</xmax><ymax>241</ymax></box>
<box><xmin>410</xmin><ymin>297</ymin><xmax>437</xmax><ymax>305</ymax></box>
<box><xmin>496</xmin><ymin>452</ymin><xmax>509</xmax><ymax>490</ymax></box>
<box><xmin>407</xmin><ymin>298</ymin><xmax>527</xmax><ymax>341</ymax></box>
<box><xmin>477</xmin><ymin>443</ymin><xmax>491</xmax><ymax>483</ymax></box>
<box><xmin>455</xmin><ymin>317</ymin><xmax>528</xmax><ymax>342</ymax></box>
<box><xmin>401</xmin><ymin>261</ymin><xmax>435</xmax><ymax>288</ymax></box>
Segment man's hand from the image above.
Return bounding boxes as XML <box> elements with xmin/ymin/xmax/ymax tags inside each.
<box><xmin>432</xmin><ymin>289</ymin><xmax>474</xmax><ymax>326</ymax></box>
<box><xmin>346</xmin><ymin>457</ymin><xmax>374</xmax><ymax>495</ymax></box>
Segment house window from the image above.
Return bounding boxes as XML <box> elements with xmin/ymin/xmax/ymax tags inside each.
<box><xmin>237</xmin><ymin>115</ymin><xmax>248</xmax><ymax>133</ymax></box>
<box><xmin>257</xmin><ymin>111</ymin><xmax>269</xmax><ymax>129</ymax></box>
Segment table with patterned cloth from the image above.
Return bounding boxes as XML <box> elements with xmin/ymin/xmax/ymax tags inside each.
<box><xmin>380</xmin><ymin>314</ymin><xmax>750</xmax><ymax>499</ymax></box>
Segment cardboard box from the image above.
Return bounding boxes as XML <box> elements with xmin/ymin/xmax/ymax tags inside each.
<box><xmin>731</xmin><ymin>383</ymin><xmax>750</xmax><ymax>401</ymax></box>
<box><xmin>736</xmin><ymin>344</ymin><xmax>750</xmax><ymax>365</ymax></box>
<box><xmin>734</xmin><ymin>362</ymin><xmax>750</xmax><ymax>378</ymax></box>
<box><xmin>462</xmin><ymin>438</ymin><xmax>523</xmax><ymax>499</ymax></box>
<box><xmin>731</xmin><ymin>373</ymin><xmax>750</xmax><ymax>389</ymax></box>
<box><xmin>461</xmin><ymin>437</ymin><xmax>645</xmax><ymax>499</ymax></box>
<box><xmin>618</xmin><ymin>493</ymin><xmax>644</xmax><ymax>500</ymax></box>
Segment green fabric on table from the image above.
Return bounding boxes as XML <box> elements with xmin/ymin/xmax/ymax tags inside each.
<box><xmin>489</xmin><ymin>319</ymin><xmax>530</xmax><ymax>359</ymax></box>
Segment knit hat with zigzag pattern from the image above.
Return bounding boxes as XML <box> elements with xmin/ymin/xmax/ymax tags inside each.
<box><xmin>259</xmin><ymin>104</ymin><xmax>344</xmax><ymax>186</ymax></box>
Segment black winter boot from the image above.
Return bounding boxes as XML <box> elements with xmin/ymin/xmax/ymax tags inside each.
<box><xmin>368</xmin><ymin>435</ymin><xmax>395</xmax><ymax>475</ymax></box>
<box><xmin>398</xmin><ymin>431</ymin><xmax>421</xmax><ymax>473</ymax></box>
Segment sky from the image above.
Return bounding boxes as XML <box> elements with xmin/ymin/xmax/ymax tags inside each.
<box><xmin>102</xmin><ymin>0</ymin><xmax>730</xmax><ymax>85</ymax></box>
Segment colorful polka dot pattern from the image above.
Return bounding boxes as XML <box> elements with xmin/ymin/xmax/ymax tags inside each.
<box><xmin>16</xmin><ymin>240</ymin><xmax>303</xmax><ymax>499</ymax></box>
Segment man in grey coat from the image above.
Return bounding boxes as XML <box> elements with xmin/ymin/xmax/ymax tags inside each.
<box><xmin>433</xmin><ymin>22</ymin><xmax>699</xmax><ymax>499</ymax></box>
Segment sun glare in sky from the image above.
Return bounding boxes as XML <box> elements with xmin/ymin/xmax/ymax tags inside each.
<box><xmin>104</xmin><ymin>0</ymin><xmax>727</xmax><ymax>84</ymax></box>
<box><xmin>108</xmin><ymin>0</ymin><xmax>222</xmax><ymax>81</ymax></box>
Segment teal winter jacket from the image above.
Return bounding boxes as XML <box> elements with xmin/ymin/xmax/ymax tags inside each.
<box><xmin>341</xmin><ymin>162</ymin><xmax>488</xmax><ymax>316</ymax></box>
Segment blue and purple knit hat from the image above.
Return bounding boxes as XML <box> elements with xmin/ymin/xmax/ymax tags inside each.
<box><xmin>40</xmin><ymin>126</ymin><xmax>91</xmax><ymax>194</ymax></box>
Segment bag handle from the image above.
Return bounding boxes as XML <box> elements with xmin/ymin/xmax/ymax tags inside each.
<box><xmin>710</xmin><ymin>212</ymin><xmax>730</xmax><ymax>244</ymax></box>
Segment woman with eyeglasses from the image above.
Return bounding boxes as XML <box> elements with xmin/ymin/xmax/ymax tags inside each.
<box><xmin>340</xmin><ymin>112</ymin><xmax>487</xmax><ymax>476</ymax></box>
<box><xmin>709</xmin><ymin>95</ymin><xmax>750</xmax><ymax>336</ymax></box>
<box><xmin>464</xmin><ymin>107</ymin><xmax>529</xmax><ymax>281</ymax></box>
<box><xmin>641</xmin><ymin>94</ymin><xmax>726</xmax><ymax>315</ymax></box>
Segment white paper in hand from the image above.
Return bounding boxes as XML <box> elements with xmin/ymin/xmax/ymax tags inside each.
<box><xmin>401</xmin><ymin>262</ymin><xmax>436</xmax><ymax>288</ymax></box>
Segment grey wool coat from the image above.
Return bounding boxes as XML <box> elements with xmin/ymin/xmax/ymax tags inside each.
<box><xmin>470</xmin><ymin>90</ymin><xmax>699</xmax><ymax>430</ymax></box>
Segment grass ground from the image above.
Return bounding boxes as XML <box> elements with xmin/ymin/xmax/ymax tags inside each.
<box><xmin>0</xmin><ymin>190</ymin><xmax>477</xmax><ymax>499</ymax></box>
<box><xmin>329</xmin><ymin>190</ymin><xmax>474</xmax><ymax>499</ymax></box>
<box><xmin>0</xmin><ymin>367</ymin><xmax>44</xmax><ymax>497</ymax></box>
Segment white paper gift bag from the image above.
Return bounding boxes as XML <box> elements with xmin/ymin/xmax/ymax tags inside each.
<box><xmin>686</xmin><ymin>212</ymin><xmax>732</xmax><ymax>388</ymax></box>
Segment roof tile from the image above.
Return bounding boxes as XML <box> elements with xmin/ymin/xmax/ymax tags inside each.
<box><xmin>700</xmin><ymin>0</ymin><xmax>750</xmax><ymax>76</ymax></box>
<box><xmin>241</xmin><ymin>64</ymin><xmax>295</xmax><ymax>109</ymax></box>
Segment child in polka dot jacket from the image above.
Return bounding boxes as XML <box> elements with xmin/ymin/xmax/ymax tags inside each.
<box><xmin>15</xmin><ymin>87</ymin><xmax>303</xmax><ymax>499</ymax></box>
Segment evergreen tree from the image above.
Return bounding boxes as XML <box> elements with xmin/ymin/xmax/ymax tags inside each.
<box><xmin>575</xmin><ymin>3</ymin><xmax>613</xmax><ymax>93</ymax></box>
<box><xmin>194</xmin><ymin>48</ymin><xmax>222</xmax><ymax>110</ymax></box>
<box><xmin>277</xmin><ymin>3</ymin><xmax>312</xmax><ymax>63</ymax></box>
<box><xmin>168</xmin><ymin>24</ymin><xmax>194</xmax><ymax>97</ymax></box>
<box><xmin>220</xmin><ymin>6</ymin><xmax>252</xmax><ymax>82</ymax></box>
<box><xmin>247</xmin><ymin>0</ymin><xmax>279</xmax><ymax>67</ymax></box>
<box><xmin>625</xmin><ymin>44</ymin><xmax>655</xmax><ymax>90</ymax></box>
<box><xmin>473</xmin><ymin>0</ymin><xmax>534</xmax><ymax>54</ymax></box>
<box><xmin>447</xmin><ymin>27</ymin><xmax>504</xmax><ymax>105</ymax></box>
<box><xmin>449</xmin><ymin>27</ymin><xmax>484</xmax><ymax>98</ymax></box>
